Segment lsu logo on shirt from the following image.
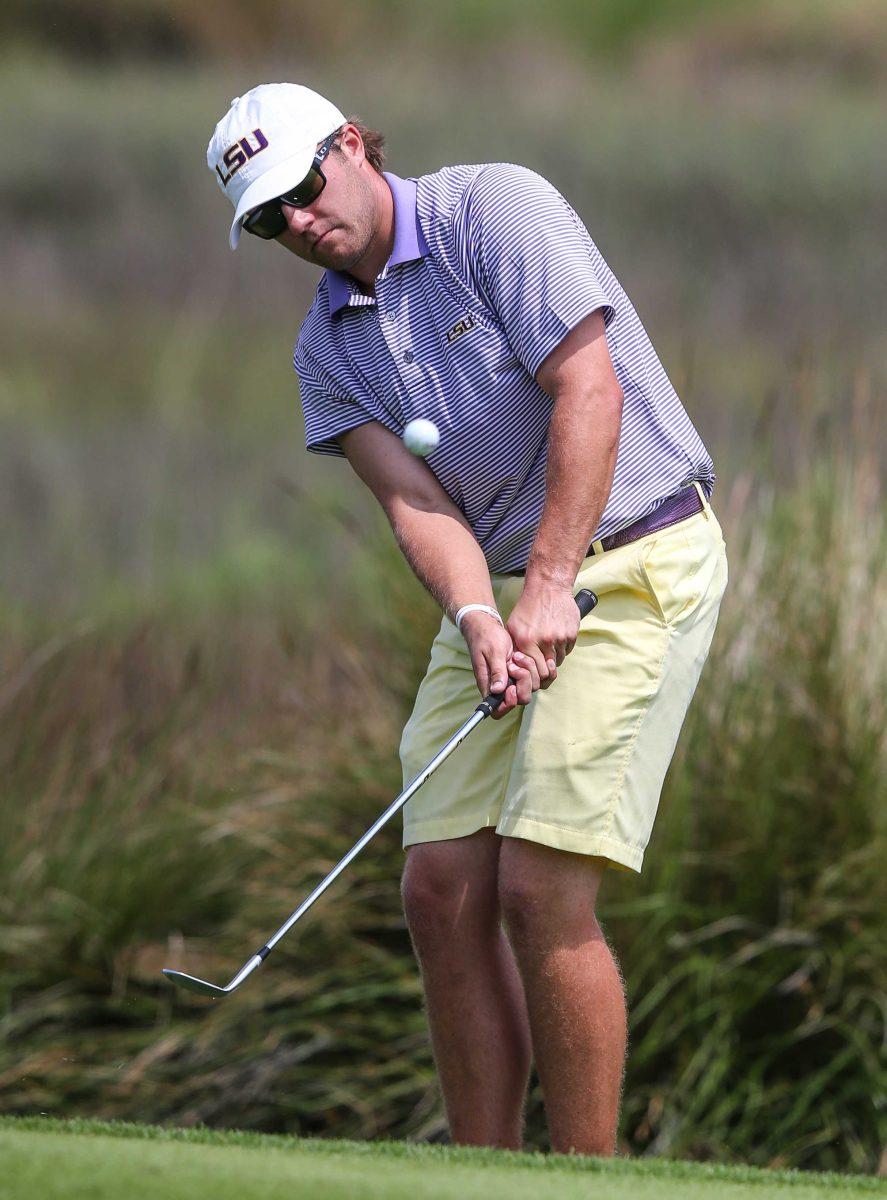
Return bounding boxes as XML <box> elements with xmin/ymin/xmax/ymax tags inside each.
<box><xmin>446</xmin><ymin>314</ymin><xmax>477</xmax><ymax>345</ymax></box>
<box><xmin>215</xmin><ymin>129</ymin><xmax>269</xmax><ymax>187</ymax></box>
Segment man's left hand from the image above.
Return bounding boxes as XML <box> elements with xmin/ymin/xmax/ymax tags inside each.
<box><xmin>506</xmin><ymin>581</ymin><xmax>582</xmax><ymax>691</ymax></box>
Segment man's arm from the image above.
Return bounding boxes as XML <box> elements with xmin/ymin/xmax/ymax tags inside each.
<box><xmin>506</xmin><ymin>309</ymin><xmax>623</xmax><ymax>678</ymax></box>
<box><xmin>530</xmin><ymin>308</ymin><xmax>623</xmax><ymax>586</ymax></box>
<box><xmin>337</xmin><ymin>422</ymin><xmax>534</xmax><ymax>716</ymax></box>
<box><xmin>337</xmin><ymin>421</ymin><xmax>494</xmax><ymax>621</ymax></box>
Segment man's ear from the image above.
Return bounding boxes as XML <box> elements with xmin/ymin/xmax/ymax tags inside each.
<box><xmin>337</xmin><ymin>123</ymin><xmax>366</xmax><ymax>167</ymax></box>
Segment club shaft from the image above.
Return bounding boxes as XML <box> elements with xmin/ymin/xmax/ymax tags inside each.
<box><xmin>263</xmin><ymin>707</ymin><xmax>487</xmax><ymax>952</ymax></box>
<box><xmin>164</xmin><ymin>588</ymin><xmax>597</xmax><ymax>994</ymax></box>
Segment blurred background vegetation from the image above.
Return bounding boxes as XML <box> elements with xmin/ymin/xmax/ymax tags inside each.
<box><xmin>1</xmin><ymin>0</ymin><xmax>885</xmax><ymax>1177</ymax></box>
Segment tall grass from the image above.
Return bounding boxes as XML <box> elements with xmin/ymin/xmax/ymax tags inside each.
<box><xmin>606</xmin><ymin>389</ymin><xmax>887</xmax><ymax>1169</ymax></box>
<box><xmin>1</xmin><ymin>375</ymin><xmax>883</xmax><ymax>1172</ymax></box>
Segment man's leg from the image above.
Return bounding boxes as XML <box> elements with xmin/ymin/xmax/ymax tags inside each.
<box><xmin>497</xmin><ymin>837</ymin><xmax>626</xmax><ymax>1156</ymax></box>
<box><xmin>401</xmin><ymin>828</ymin><xmax>532</xmax><ymax>1148</ymax></box>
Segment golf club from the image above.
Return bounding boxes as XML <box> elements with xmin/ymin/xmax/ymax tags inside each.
<box><xmin>163</xmin><ymin>587</ymin><xmax>598</xmax><ymax>997</ymax></box>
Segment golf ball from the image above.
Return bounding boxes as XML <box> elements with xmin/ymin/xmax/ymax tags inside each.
<box><xmin>403</xmin><ymin>418</ymin><xmax>440</xmax><ymax>458</ymax></box>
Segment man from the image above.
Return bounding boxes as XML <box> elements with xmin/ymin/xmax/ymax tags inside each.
<box><xmin>208</xmin><ymin>83</ymin><xmax>728</xmax><ymax>1156</ymax></box>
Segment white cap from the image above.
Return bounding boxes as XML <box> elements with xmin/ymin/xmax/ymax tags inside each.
<box><xmin>207</xmin><ymin>83</ymin><xmax>347</xmax><ymax>249</ymax></box>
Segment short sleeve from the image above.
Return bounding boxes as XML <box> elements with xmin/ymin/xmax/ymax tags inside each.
<box><xmin>294</xmin><ymin>343</ymin><xmax>376</xmax><ymax>458</ymax></box>
<box><xmin>466</xmin><ymin>164</ymin><xmax>616</xmax><ymax>377</ymax></box>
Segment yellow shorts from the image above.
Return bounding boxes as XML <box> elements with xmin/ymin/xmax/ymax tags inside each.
<box><xmin>399</xmin><ymin>486</ymin><xmax>728</xmax><ymax>872</ymax></box>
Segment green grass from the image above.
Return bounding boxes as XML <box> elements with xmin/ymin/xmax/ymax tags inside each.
<box><xmin>0</xmin><ymin>1119</ymin><xmax>882</xmax><ymax>1199</ymax></box>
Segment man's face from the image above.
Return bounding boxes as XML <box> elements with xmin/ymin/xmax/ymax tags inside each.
<box><xmin>271</xmin><ymin>126</ymin><xmax>380</xmax><ymax>274</ymax></box>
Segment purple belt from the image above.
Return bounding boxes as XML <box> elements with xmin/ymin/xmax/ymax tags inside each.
<box><xmin>505</xmin><ymin>485</ymin><xmax>705</xmax><ymax>576</ymax></box>
<box><xmin>587</xmin><ymin>484</ymin><xmax>704</xmax><ymax>556</ymax></box>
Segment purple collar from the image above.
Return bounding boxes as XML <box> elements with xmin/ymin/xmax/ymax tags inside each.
<box><xmin>326</xmin><ymin>172</ymin><xmax>429</xmax><ymax>314</ymax></box>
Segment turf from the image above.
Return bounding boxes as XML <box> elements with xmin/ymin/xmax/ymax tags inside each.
<box><xmin>0</xmin><ymin>1119</ymin><xmax>881</xmax><ymax>1199</ymax></box>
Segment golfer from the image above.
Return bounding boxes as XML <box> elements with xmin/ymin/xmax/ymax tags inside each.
<box><xmin>208</xmin><ymin>83</ymin><xmax>728</xmax><ymax>1156</ymax></box>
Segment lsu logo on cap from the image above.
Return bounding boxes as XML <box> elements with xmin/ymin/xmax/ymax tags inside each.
<box><xmin>215</xmin><ymin>128</ymin><xmax>269</xmax><ymax>187</ymax></box>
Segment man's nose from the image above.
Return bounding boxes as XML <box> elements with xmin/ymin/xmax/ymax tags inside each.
<box><xmin>281</xmin><ymin>204</ymin><xmax>315</xmax><ymax>237</ymax></box>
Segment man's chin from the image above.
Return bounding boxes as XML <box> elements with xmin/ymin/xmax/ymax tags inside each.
<box><xmin>315</xmin><ymin>243</ymin><xmax>361</xmax><ymax>272</ymax></box>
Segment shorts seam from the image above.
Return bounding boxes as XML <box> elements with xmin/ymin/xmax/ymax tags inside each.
<box><xmin>601</xmin><ymin>619</ymin><xmax>672</xmax><ymax>844</ymax></box>
<box><xmin>489</xmin><ymin>709</ymin><xmax>524</xmax><ymax>814</ymax></box>
<box><xmin>680</xmin><ymin>529</ymin><xmax>705</xmax><ymax>619</ymax></box>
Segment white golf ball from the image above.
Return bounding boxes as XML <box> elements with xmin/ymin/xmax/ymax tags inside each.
<box><xmin>403</xmin><ymin>418</ymin><xmax>440</xmax><ymax>458</ymax></box>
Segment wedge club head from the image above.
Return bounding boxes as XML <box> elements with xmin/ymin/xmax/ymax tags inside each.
<box><xmin>161</xmin><ymin>970</ymin><xmax>228</xmax><ymax>998</ymax></box>
<box><xmin>162</xmin><ymin>951</ymin><xmax>267</xmax><ymax>997</ymax></box>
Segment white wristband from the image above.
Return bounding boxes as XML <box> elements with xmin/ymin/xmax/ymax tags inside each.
<box><xmin>455</xmin><ymin>604</ymin><xmax>504</xmax><ymax>633</ymax></box>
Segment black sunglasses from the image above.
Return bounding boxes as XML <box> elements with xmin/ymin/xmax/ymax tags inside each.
<box><xmin>242</xmin><ymin>129</ymin><xmax>340</xmax><ymax>240</ymax></box>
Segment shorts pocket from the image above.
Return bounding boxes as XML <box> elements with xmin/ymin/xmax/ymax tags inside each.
<box><xmin>638</xmin><ymin>522</ymin><xmax>704</xmax><ymax>628</ymax></box>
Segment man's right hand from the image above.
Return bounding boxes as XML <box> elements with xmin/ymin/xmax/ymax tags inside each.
<box><xmin>459</xmin><ymin>610</ymin><xmax>544</xmax><ymax>720</ymax></box>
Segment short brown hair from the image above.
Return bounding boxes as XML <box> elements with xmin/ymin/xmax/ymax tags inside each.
<box><xmin>336</xmin><ymin>117</ymin><xmax>386</xmax><ymax>173</ymax></box>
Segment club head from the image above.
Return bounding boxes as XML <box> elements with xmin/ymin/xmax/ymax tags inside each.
<box><xmin>162</xmin><ymin>969</ymin><xmax>228</xmax><ymax>997</ymax></box>
<box><xmin>162</xmin><ymin>951</ymin><xmax>265</xmax><ymax>998</ymax></box>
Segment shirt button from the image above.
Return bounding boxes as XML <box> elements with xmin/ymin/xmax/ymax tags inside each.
<box><xmin>403</xmin><ymin>350</ymin><xmax>414</xmax><ymax>364</ymax></box>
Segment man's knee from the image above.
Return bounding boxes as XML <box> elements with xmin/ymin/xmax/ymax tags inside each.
<box><xmin>401</xmin><ymin>850</ymin><xmax>461</xmax><ymax>940</ymax></box>
<box><xmin>497</xmin><ymin>839</ymin><xmax>606</xmax><ymax>944</ymax></box>
<box><xmin>401</xmin><ymin>837</ymin><xmax>500</xmax><ymax>949</ymax></box>
<box><xmin>497</xmin><ymin>873</ymin><xmax>570</xmax><ymax>950</ymax></box>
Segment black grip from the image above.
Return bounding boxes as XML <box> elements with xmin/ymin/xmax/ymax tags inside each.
<box><xmin>476</xmin><ymin>588</ymin><xmax>598</xmax><ymax>716</ymax></box>
<box><xmin>574</xmin><ymin>588</ymin><xmax>598</xmax><ymax>618</ymax></box>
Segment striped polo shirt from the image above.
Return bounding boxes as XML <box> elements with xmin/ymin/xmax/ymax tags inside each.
<box><xmin>294</xmin><ymin>164</ymin><xmax>715</xmax><ymax>574</ymax></box>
